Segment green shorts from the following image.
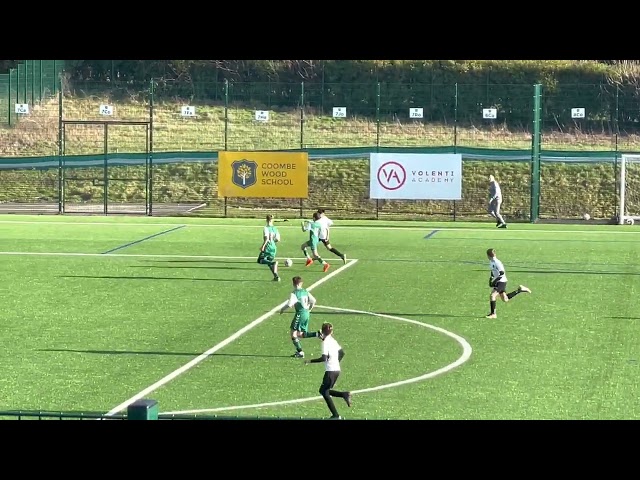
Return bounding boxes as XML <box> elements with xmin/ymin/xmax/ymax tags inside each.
<box><xmin>304</xmin><ymin>239</ymin><xmax>318</xmax><ymax>251</ymax></box>
<box><xmin>257</xmin><ymin>250</ymin><xmax>276</xmax><ymax>266</ymax></box>
<box><xmin>290</xmin><ymin>311</ymin><xmax>310</xmax><ymax>333</ymax></box>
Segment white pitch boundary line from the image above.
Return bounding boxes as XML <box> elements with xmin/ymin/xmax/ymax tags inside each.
<box><xmin>0</xmin><ymin>219</ymin><xmax>637</xmax><ymax>234</ymax></box>
<box><xmin>0</xmin><ymin>252</ymin><xmax>342</xmax><ymax>261</ymax></box>
<box><xmin>161</xmin><ymin>305</ymin><xmax>473</xmax><ymax>416</ymax></box>
<box><xmin>104</xmin><ymin>259</ymin><xmax>359</xmax><ymax>417</ymax></box>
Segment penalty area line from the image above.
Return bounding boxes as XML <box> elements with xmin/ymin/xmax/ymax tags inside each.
<box><xmin>104</xmin><ymin>259</ymin><xmax>359</xmax><ymax>417</ymax></box>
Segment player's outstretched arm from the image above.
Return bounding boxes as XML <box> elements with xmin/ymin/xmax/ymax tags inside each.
<box><xmin>305</xmin><ymin>354</ymin><xmax>328</xmax><ymax>365</ymax></box>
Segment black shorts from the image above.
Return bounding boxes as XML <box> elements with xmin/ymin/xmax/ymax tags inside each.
<box><xmin>320</xmin><ymin>370</ymin><xmax>340</xmax><ymax>391</ymax></box>
<box><xmin>493</xmin><ymin>281</ymin><xmax>507</xmax><ymax>293</ymax></box>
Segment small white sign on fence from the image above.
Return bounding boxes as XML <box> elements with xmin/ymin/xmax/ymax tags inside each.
<box><xmin>571</xmin><ymin>108</ymin><xmax>585</xmax><ymax>119</ymax></box>
<box><xmin>255</xmin><ymin>110</ymin><xmax>269</xmax><ymax>122</ymax></box>
<box><xmin>409</xmin><ymin>108</ymin><xmax>424</xmax><ymax>118</ymax></box>
<box><xmin>332</xmin><ymin>107</ymin><xmax>347</xmax><ymax>118</ymax></box>
<box><xmin>99</xmin><ymin>104</ymin><xmax>114</xmax><ymax>116</ymax></box>
<box><xmin>483</xmin><ymin>108</ymin><xmax>497</xmax><ymax>119</ymax></box>
<box><xmin>181</xmin><ymin>106</ymin><xmax>196</xmax><ymax>117</ymax></box>
<box><xmin>14</xmin><ymin>103</ymin><xmax>29</xmax><ymax>114</ymax></box>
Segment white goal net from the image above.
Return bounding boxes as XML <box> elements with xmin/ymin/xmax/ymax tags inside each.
<box><xmin>619</xmin><ymin>154</ymin><xmax>640</xmax><ymax>224</ymax></box>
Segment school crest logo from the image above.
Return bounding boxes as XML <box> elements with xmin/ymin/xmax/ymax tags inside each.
<box><xmin>231</xmin><ymin>159</ymin><xmax>258</xmax><ymax>189</ymax></box>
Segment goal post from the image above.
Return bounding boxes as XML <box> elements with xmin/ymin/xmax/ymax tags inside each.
<box><xmin>619</xmin><ymin>154</ymin><xmax>640</xmax><ymax>225</ymax></box>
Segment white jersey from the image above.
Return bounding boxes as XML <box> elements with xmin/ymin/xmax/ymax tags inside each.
<box><xmin>317</xmin><ymin>216</ymin><xmax>333</xmax><ymax>240</ymax></box>
<box><xmin>490</xmin><ymin>257</ymin><xmax>507</xmax><ymax>283</ymax></box>
<box><xmin>490</xmin><ymin>180</ymin><xmax>502</xmax><ymax>200</ymax></box>
<box><xmin>321</xmin><ymin>334</ymin><xmax>342</xmax><ymax>372</ymax></box>
<box><xmin>263</xmin><ymin>225</ymin><xmax>280</xmax><ymax>242</ymax></box>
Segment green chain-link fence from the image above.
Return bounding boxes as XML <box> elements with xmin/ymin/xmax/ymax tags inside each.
<box><xmin>1</xmin><ymin>74</ymin><xmax>637</xmax><ymax>222</ymax></box>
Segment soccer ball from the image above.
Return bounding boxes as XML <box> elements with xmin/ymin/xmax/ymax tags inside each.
<box><xmin>583</xmin><ymin>213</ymin><xmax>591</xmax><ymax>221</ymax></box>
<box><xmin>284</xmin><ymin>258</ymin><xmax>293</xmax><ymax>267</ymax></box>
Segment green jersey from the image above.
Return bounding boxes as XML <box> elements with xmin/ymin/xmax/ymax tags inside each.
<box><xmin>305</xmin><ymin>221</ymin><xmax>321</xmax><ymax>243</ymax></box>
<box><xmin>287</xmin><ymin>287</ymin><xmax>316</xmax><ymax>314</ymax></box>
<box><xmin>263</xmin><ymin>225</ymin><xmax>279</xmax><ymax>255</ymax></box>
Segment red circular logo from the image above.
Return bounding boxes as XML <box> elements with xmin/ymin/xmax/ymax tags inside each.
<box><xmin>377</xmin><ymin>161</ymin><xmax>406</xmax><ymax>190</ymax></box>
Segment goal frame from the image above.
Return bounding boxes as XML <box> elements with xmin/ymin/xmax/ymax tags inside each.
<box><xmin>619</xmin><ymin>154</ymin><xmax>640</xmax><ymax>225</ymax></box>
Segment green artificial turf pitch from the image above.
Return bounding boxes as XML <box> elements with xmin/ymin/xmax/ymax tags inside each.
<box><xmin>0</xmin><ymin>215</ymin><xmax>638</xmax><ymax>420</ymax></box>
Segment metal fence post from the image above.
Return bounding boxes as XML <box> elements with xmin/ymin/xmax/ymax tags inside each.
<box><xmin>30</xmin><ymin>60</ymin><xmax>35</xmax><ymax>106</ymax></box>
<box><xmin>375</xmin><ymin>82</ymin><xmax>381</xmax><ymax>219</ymax></box>
<box><xmin>224</xmin><ymin>79</ymin><xmax>229</xmax><ymax>151</ymax></box>
<box><xmin>149</xmin><ymin>78</ymin><xmax>154</xmax><ymax>216</ymax></box>
<box><xmin>376</xmin><ymin>82</ymin><xmax>381</xmax><ymax>149</ymax></box>
<box><xmin>614</xmin><ymin>85</ymin><xmax>620</xmax><ymax>216</ymax></box>
<box><xmin>530</xmin><ymin>83</ymin><xmax>542</xmax><ymax>223</ymax></box>
<box><xmin>453</xmin><ymin>83</ymin><xmax>458</xmax><ymax>152</ymax></box>
<box><xmin>7</xmin><ymin>69</ymin><xmax>12</xmax><ymax>126</ymax></box>
<box><xmin>39</xmin><ymin>59</ymin><xmax>43</xmax><ymax>102</ymax></box>
<box><xmin>58</xmin><ymin>75</ymin><xmax>63</xmax><ymax>214</ymax></box>
<box><xmin>300</xmin><ymin>81</ymin><xmax>304</xmax><ymax>149</ymax></box>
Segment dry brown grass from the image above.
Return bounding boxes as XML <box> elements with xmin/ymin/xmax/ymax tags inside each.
<box><xmin>0</xmin><ymin>96</ymin><xmax>637</xmax><ymax>158</ymax></box>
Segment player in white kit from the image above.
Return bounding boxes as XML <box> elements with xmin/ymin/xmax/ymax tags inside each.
<box><xmin>316</xmin><ymin>209</ymin><xmax>347</xmax><ymax>264</ymax></box>
<box><xmin>486</xmin><ymin>248</ymin><xmax>531</xmax><ymax>318</ymax></box>
<box><xmin>304</xmin><ymin>322</ymin><xmax>352</xmax><ymax>419</ymax></box>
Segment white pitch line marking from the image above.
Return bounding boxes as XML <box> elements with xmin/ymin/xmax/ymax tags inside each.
<box><xmin>160</xmin><ymin>305</ymin><xmax>473</xmax><ymax>416</ymax></box>
<box><xmin>0</xmin><ymin>251</ymin><xmax>344</xmax><ymax>261</ymax></box>
<box><xmin>0</xmin><ymin>219</ymin><xmax>636</xmax><ymax>234</ymax></box>
<box><xmin>104</xmin><ymin>259</ymin><xmax>359</xmax><ymax>416</ymax></box>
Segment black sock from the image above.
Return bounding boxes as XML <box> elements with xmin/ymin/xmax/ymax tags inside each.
<box><xmin>490</xmin><ymin>300</ymin><xmax>496</xmax><ymax>314</ymax></box>
<box><xmin>329</xmin><ymin>247</ymin><xmax>343</xmax><ymax>258</ymax></box>
<box><xmin>329</xmin><ymin>389</ymin><xmax>345</xmax><ymax>398</ymax></box>
<box><xmin>305</xmin><ymin>331</ymin><xmax>318</xmax><ymax>338</ymax></box>
<box><xmin>507</xmin><ymin>290</ymin><xmax>520</xmax><ymax>300</ymax></box>
<box><xmin>268</xmin><ymin>264</ymin><xmax>276</xmax><ymax>276</ymax></box>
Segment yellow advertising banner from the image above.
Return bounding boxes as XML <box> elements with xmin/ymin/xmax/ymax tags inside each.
<box><xmin>218</xmin><ymin>151</ymin><xmax>309</xmax><ymax>198</ymax></box>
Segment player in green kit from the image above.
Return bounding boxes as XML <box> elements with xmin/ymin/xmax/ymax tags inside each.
<box><xmin>301</xmin><ymin>212</ymin><xmax>330</xmax><ymax>273</ymax></box>
<box><xmin>279</xmin><ymin>276</ymin><xmax>321</xmax><ymax>358</ymax></box>
<box><xmin>257</xmin><ymin>214</ymin><xmax>281</xmax><ymax>282</ymax></box>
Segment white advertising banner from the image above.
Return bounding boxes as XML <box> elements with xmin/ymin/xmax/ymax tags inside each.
<box><xmin>369</xmin><ymin>153</ymin><xmax>462</xmax><ymax>200</ymax></box>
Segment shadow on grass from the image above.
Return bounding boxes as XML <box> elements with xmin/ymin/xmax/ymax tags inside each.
<box><xmin>58</xmin><ymin>275</ymin><xmax>264</xmax><ymax>282</ymax></box>
<box><xmin>38</xmin><ymin>348</ymin><xmax>292</xmax><ymax>358</ymax></box>
<box><xmin>369</xmin><ymin>258</ymin><xmax>639</xmax><ymax>269</ymax></box>
<box><xmin>128</xmin><ymin>265</ymin><xmax>259</xmax><ymax>271</ymax></box>
<box><xmin>472</xmin><ymin>268</ymin><xmax>640</xmax><ymax>276</ymax></box>
<box><xmin>144</xmin><ymin>260</ymin><xmax>256</xmax><ymax>264</ymax></box>
<box><xmin>313</xmin><ymin>311</ymin><xmax>470</xmax><ymax>318</ymax></box>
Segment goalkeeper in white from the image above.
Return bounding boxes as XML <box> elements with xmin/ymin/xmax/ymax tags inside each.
<box><xmin>488</xmin><ymin>175</ymin><xmax>507</xmax><ymax>228</ymax></box>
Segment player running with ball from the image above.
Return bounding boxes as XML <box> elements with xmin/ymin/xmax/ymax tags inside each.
<box><xmin>257</xmin><ymin>214</ymin><xmax>281</xmax><ymax>282</ymax></box>
<box><xmin>301</xmin><ymin>212</ymin><xmax>330</xmax><ymax>273</ymax></box>
<box><xmin>316</xmin><ymin>209</ymin><xmax>347</xmax><ymax>264</ymax></box>
<box><xmin>486</xmin><ymin>248</ymin><xmax>531</xmax><ymax>318</ymax></box>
